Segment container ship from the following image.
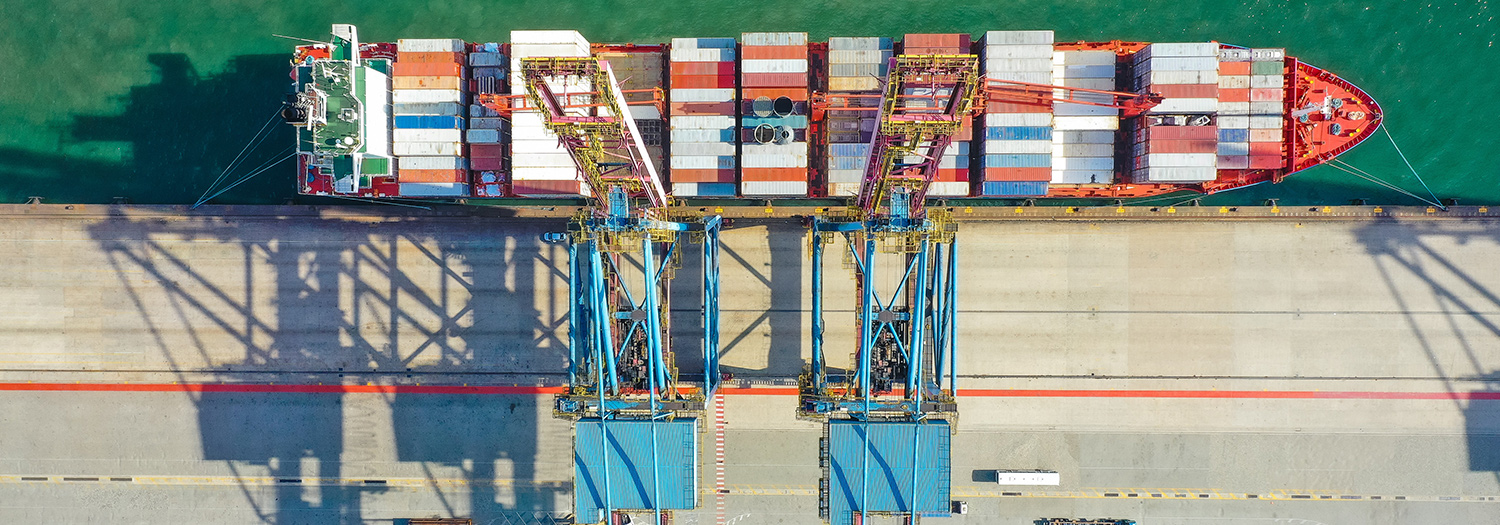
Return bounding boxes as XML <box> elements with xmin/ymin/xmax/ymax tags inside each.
<box><xmin>284</xmin><ymin>25</ymin><xmax>1380</xmax><ymax>202</ymax></box>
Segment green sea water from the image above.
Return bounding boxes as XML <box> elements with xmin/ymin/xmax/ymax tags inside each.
<box><xmin>0</xmin><ymin>0</ymin><xmax>1494</xmax><ymax>206</ymax></box>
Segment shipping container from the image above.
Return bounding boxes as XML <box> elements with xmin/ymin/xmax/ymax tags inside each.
<box><xmin>981</xmin><ymin>181</ymin><xmax>1049</xmax><ymax>196</ymax></box>
<box><xmin>399</xmin><ymin>169</ymin><xmax>467</xmax><ymax>183</ymax></box>
<box><xmin>393</xmin><ymin>62</ymin><xmax>466</xmax><ymax>77</ymax></box>
<box><xmin>1051</xmin><ymin>170</ymin><xmax>1113</xmax><ymax>184</ymax></box>
<box><xmin>672</xmin><ymin>182</ymin><xmax>738</xmax><ymax>197</ymax></box>
<box><xmin>397</xmin><ymin>39</ymin><xmax>465</xmax><ymax>53</ymax></box>
<box><xmin>393</xmin><ymin>142</ymin><xmax>463</xmax><ymax>156</ymax></box>
<box><xmin>398</xmin><ymin>182</ymin><xmax>469</xmax><ymax>196</ymax></box>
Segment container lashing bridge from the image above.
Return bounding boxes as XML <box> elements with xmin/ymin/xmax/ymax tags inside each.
<box><xmin>519</xmin><ymin>56</ymin><xmax>722</xmax><ymax>525</ymax></box>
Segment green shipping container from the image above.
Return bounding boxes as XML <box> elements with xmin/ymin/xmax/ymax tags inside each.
<box><xmin>1251</xmin><ymin>60</ymin><xmax>1283</xmax><ymax>75</ymax></box>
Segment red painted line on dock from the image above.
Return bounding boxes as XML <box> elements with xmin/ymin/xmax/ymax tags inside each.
<box><xmin>0</xmin><ymin>382</ymin><xmax>1495</xmax><ymax>400</ymax></box>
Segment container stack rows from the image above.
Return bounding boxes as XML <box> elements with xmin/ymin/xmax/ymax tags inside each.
<box><xmin>978</xmin><ymin>31</ymin><xmax>1052</xmax><ymax>196</ymax></box>
<box><xmin>824</xmin><ymin>37</ymin><xmax>891</xmax><ymax>197</ymax></box>
<box><xmin>510</xmin><ymin>31</ymin><xmax>592</xmax><ymax>197</ymax></box>
<box><xmin>1215</xmin><ymin>48</ymin><xmax>1288</xmax><ymax>170</ymax></box>
<box><xmin>668</xmin><ymin>38</ymin><xmax>738</xmax><ymax>197</ymax></box>
<box><xmin>904</xmin><ymin>34</ymin><xmax>974</xmax><ymax>197</ymax></box>
<box><xmin>598</xmin><ymin>47</ymin><xmax>668</xmax><ymax>179</ymax></box>
<box><xmin>467</xmin><ymin>42</ymin><xmax>508</xmax><ymax>197</ymax></box>
<box><xmin>392</xmin><ymin>38</ymin><xmax>470</xmax><ymax>197</ymax></box>
<box><xmin>739</xmin><ymin>32</ymin><xmax>811</xmax><ymax>197</ymax></box>
<box><xmin>1130</xmin><ymin>43</ymin><xmax>1220</xmax><ymax>183</ymax></box>
<box><xmin>1051</xmin><ymin>49</ymin><xmax>1119</xmax><ymax>185</ymax></box>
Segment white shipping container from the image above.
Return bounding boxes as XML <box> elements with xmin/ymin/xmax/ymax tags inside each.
<box><xmin>1138</xmin><ymin>70</ymin><xmax>1217</xmax><ymax>85</ymax></box>
<box><xmin>744</xmin><ymin>143</ymin><xmax>808</xmax><ymax>156</ymax></box>
<box><xmin>927</xmin><ymin>182</ymin><xmax>970</xmax><ymax>196</ymax></box>
<box><xmin>828</xmin><ymin>182</ymin><xmax>861</xmax><ymax>197</ymax></box>
<box><xmin>398</xmin><ymin>38</ymin><xmax>465</xmax><ymax>53</ymax></box>
<box><xmin>1250</xmin><ymin>101</ymin><xmax>1284</xmax><ymax>114</ymax></box>
<box><xmin>742</xmin><ymin>59</ymin><xmax>809</xmax><ymax>73</ymax></box>
<box><xmin>672</xmin><ymin>142</ymin><xmax>736</xmax><ymax>156</ymax></box>
<box><xmin>827</xmin><ymin>169</ymin><xmax>865</xmax><ymax>183</ymax></box>
<box><xmin>393</xmin><ymin>142</ymin><xmax>463</xmax><ymax>156</ymax></box>
<box><xmin>1218</xmin><ymin>75</ymin><xmax>1251</xmax><ymax>89</ymax></box>
<box><xmin>1054</xmin><ymin>64</ymin><xmax>1115</xmax><ymax>79</ymax></box>
<box><xmin>1251</xmin><ymin>75</ymin><xmax>1285</xmax><ymax>89</ymax></box>
<box><xmin>1143</xmin><ymin>166</ymin><xmax>1217</xmax><ymax>182</ymax></box>
<box><xmin>983</xmin><ymin>30</ymin><xmax>1054</xmax><ymax>45</ymax></box>
<box><xmin>986</xmin><ymin>71</ymin><xmax>1053</xmax><ymax>84</ymax></box>
<box><xmin>394</xmin><ymin>129</ymin><xmax>462</xmax><ymax>143</ymax></box>
<box><xmin>671</xmin><ymin>115</ymin><xmax>737</xmax><ymax>128</ymax></box>
<box><xmin>512</xmin><ymin>151</ymin><xmax>574</xmax><ymax>167</ymax></box>
<box><xmin>740</xmin><ymin>180</ymin><xmax>808</xmax><ymax>195</ymax></box>
<box><xmin>1249</xmin><ymin>116</ymin><xmax>1284</xmax><ymax>129</ymax></box>
<box><xmin>1055</xmin><ymin>50</ymin><xmax>1116</xmax><ymax>66</ymax></box>
<box><xmin>983</xmin><ymin>45</ymin><xmax>1054</xmax><ymax>59</ymax></box>
<box><xmin>1054</xmin><ymin>130</ymin><xmax>1116</xmax><ymax>144</ymax></box>
<box><xmin>985</xmin><ymin>140</ymin><xmax>1052</xmax><ymax>154</ymax></box>
<box><xmin>1054</xmin><ymin>156</ymin><xmax>1115</xmax><ymax>170</ymax></box>
<box><xmin>829</xmin><ymin>50</ymin><xmax>892</xmax><ymax>63</ymax></box>
<box><xmin>671</xmin><ymin>155</ymin><xmax>737</xmax><ymax>170</ymax></box>
<box><xmin>1142</xmin><ymin>42</ymin><xmax>1219</xmax><ymax>58</ymax></box>
<box><xmin>511</xmin><ymin>30</ymin><xmax>589</xmax><ymax>47</ymax></box>
<box><xmin>1053</xmin><ymin>116</ymin><xmax>1121</xmax><ymax>130</ymax></box>
<box><xmin>1139</xmin><ymin>56</ymin><xmax>1218</xmax><ymax>72</ymax></box>
<box><xmin>398</xmin><ymin>182</ymin><xmax>468</xmax><ymax>196</ymax></box>
<box><xmin>1217</xmin><ymin>155</ymin><xmax>1251</xmax><ymax>169</ymax></box>
<box><xmin>1052</xmin><ymin>143</ymin><xmax>1114</xmax><ymax>157</ymax></box>
<box><xmin>510</xmin><ymin>44</ymin><xmax>590</xmax><ymax>58</ymax></box>
<box><xmin>670</xmin><ymin>88</ymin><xmax>735</xmax><ymax>102</ymax></box>
<box><xmin>1142</xmin><ymin>153</ymin><xmax>1216</xmax><ymax>167</ymax></box>
<box><xmin>512</xmin><ymin>167</ymin><xmax>582</xmax><ymax>180</ymax></box>
<box><xmin>1051</xmin><ymin>169</ymin><xmax>1113</xmax><ymax>184</ymax></box>
<box><xmin>399</xmin><ymin>156</ymin><xmax>467</xmax><ymax>170</ymax></box>
<box><xmin>670</xmin><ymin>128</ymin><xmax>733</xmax><ymax>142</ymax></box>
<box><xmin>986</xmin><ymin>58</ymin><xmax>1054</xmax><ymax>73</ymax></box>
<box><xmin>742</xmin><ymin>32</ymin><xmax>808</xmax><ymax>46</ymax></box>
<box><xmin>986</xmin><ymin>113</ymin><xmax>1053</xmax><ymax>127</ymax></box>
<box><xmin>1148</xmin><ymin>98</ymin><xmax>1219</xmax><ymax>114</ymax></box>
<box><xmin>1054</xmin><ymin>103</ymin><xmax>1120</xmax><ymax>117</ymax></box>
<box><xmin>392</xmin><ymin>89</ymin><xmax>467</xmax><ymax>104</ymax></box>
<box><xmin>1218</xmin><ymin>116</ymin><xmax>1251</xmax><ymax>129</ymax></box>
<box><xmin>629</xmin><ymin>106</ymin><xmax>661</xmax><ymax>120</ymax></box>
<box><xmin>1218</xmin><ymin>101</ymin><xmax>1251</xmax><ymax>115</ymax></box>
<box><xmin>743</xmin><ymin>153</ymin><xmax>809</xmax><ymax>168</ymax></box>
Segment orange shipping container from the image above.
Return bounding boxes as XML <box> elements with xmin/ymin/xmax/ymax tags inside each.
<box><xmin>984</xmin><ymin>167</ymin><xmax>1051</xmax><ymax>182</ymax></box>
<box><xmin>1218</xmin><ymin>89</ymin><xmax>1251</xmax><ymax>103</ymax></box>
<box><xmin>670</xmin><ymin>169</ymin><xmax>736</xmax><ymax>183</ymax></box>
<box><xmin>1250</xmin><ymin>88</ymin><xmax>1284</xmax><ymax>102</ymax></box>
<box><xmin>400</xmin><ymin>169</ymin><xmax>468</xmax><ymax>183</ymax></box>
<box><xmin>741</xmin><ymin>45</ymin><xmax>808</xmax><ymax>60</ymax></box>
<box><xmin>673</xmin><ymin>74</ymin><xmax>736</xmax><ymax>89</ymax></box>
<box><xmin>394</xmin><ymin>62</ymin><xmax>466</xmax><ymax>77</ymax></box>
<box><xmin>670</xmin><ymin>62</ymin><xmax>736</xmax><ymax>76</ymax></box>
<box><xmin>396</xmin><ymin>51</ymin><xmax>464</xmax><ymax>64</ymax></box>
<box><xmin>987</xmin><ymin>101</ymin><xmax>1052</xmax><ymax>113</ymax></box>
<box><xmin>741</xmin><ymin>168</ymin><xmax>808</xmax><ymax>182</ymax></box>
<box><xmin>1219</xmin><ymin>61</ymin><xmax>1252</xmax><ymax>75</ymax></box>
<box><xmin>671</xmin><ymin>101</ymin><xmax>736</xmax><ymax>114</ymax></box>
<box><xmin>393</xmin><ymin>76</ymin><xmax>464</xmax><ymax>90</ymax></box>
<box><xmin>1249</xmin><ymin>142</ymin><xmax>1282</xmax><ymax>156</ymax></box>
<box><xmin>934</xmin><ymin>168</ymin><xmax>967</xmax><ymax>182</ymax></box>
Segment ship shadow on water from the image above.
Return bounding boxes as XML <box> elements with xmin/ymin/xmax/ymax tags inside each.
<box><xmin>86</xmin><ymin>208</ymin><xmax>574</xmax><ymax>524</ymax></box>
<box><xmin>0</xmin><ymin>53</ymin><xmax>297</xmax><ymax>205</ymax></box>
<box><xmin>1351</xmin><ymin>218</ymin><xmax>1500</xmax><ymax>485</ymax></box>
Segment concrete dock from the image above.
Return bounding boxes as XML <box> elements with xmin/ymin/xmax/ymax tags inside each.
<box><xmin>0</xmin><ymin>204</ymin><xmax>1497</xmax><ymax>524</ymax></box>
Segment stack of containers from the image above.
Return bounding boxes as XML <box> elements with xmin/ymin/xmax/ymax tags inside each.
<box><xmin>1130</xmin><ymin>43</ymin><xmax>1219</xmax><ymax>183</ymax></box>
<box><xmin>1051</xmin><ymin>49</ymin><xmax>1119</xmax><ymax>185</ymax></box>
<box><xmin>739</xmin><ymin>32</ymin><xmax>810</xmax><ymax>197</ymax></box>
<box><xmin>825</xmin><ymin>37</ymin><xmax>891</xmax><ymax>197</ymax></box>
<box><xmin>905</xmin><ymin>33</ymin><xmax>975</xmax><ymax>196</ymax></box>
<box><xmin>978</xmin><ymin>31</ymin><xmax>1053</xmax><ymax>197</ymax></box>
<box><xmin>668</xmin><ymin>37</ymin><xmax>738</xmax><ymax>197</ymax></box>
<box><xmin>510</xmin><ymin>31</ymin><xmax>592</xmax><ymax>197</ymax></box>
<box><xmin>392</xmin><ymin>38</ymin><xmax>470</xmax><ymax>197</ymax></box>
<box><xmin>598</xmin><ymin>48</ymin><xmax>668</xmax><ymax>176</ymax></box>
<box><xmin>1215</xmin><ymin>47</ymin><xmax>1252</xmax><ymax>170</ymax></box>
<box><xmin>1248</xmin><ymin>48</ymin><xmax>1287</xmax><ymax>169</ymax></box>
<box><xmin>468</xmin><ymin>42</ymin><xmax>508</xmax><ymax>197</ymax></box>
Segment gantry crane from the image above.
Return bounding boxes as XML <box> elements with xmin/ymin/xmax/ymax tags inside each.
<box><xmin>517</xmin><ymin>56</ymin><xmax>722</xmax><ymax>525</ymax></box>
<box><xmin>804</xmin><ymin>54</ymin><xmax>1162</xmax><ymax>525</ymax></box>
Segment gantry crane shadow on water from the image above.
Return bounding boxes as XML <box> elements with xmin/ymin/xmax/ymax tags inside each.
<box><xmin>1352</xmin><ymin>218</ymin><xmax>1500</xmax><ymax>484</ymax></box>
<box><xmin>87</xmin><ymin>207</ymin><xmax>575</xmax><ymax>524</ymax></box>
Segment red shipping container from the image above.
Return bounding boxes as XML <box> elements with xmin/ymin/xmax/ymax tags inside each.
<box><xmin>934</xmin><ymin>168</ymin><xmax>968</xmax><ymax>182</ymax></box>
<box><xmin>400</xmin><ymin>169</ymin><xmax>467</xmax><ymax>183</ymax></box>
<box><xmin>984</xmin><ymin>167</ymin><xmax>1051</xmax><ymax>182</ymax></box>
<box><xmin>741</xmin><ymin>168</ymin><xmax>809</xmax><ymax>182</ymax></box>
<box><xmin>741</xmin><ymin>45</ymin><xmax>808</xmax><ymax>60</ymax></box>
<box><xmin>987</xmin><ymin>101</ymin><xmax>1052</xmax><ymax>113</ymax></box>
<box><xmin>1250</xmin><ymin>88</ymin><xmax>1284</xmax><ymax>102</ymax></box>
<box><xmin>470</xmin><ymin>144</ymin><xmax>505</xmax><ymax>158</ymax></box>
<box><xmin>742</xmin><ymin>88</ymin><xmax>810</xmax><ymax>101</ymax></box>
<box><xmin>1146</xmin><ymin>139</ymin><xmax>1217</xmax><ymax>154</ymax></box>
<box><xmin>1249</xmin><ymin>142</ymin><xmax>1282</xmax><ymax>156</ymax></box>
<box><xmin>672</xmin><ymin>74</ymin><xmax>737</xmax><ymax>89</ymax></box>
<box><xmin>396</xmin><ymin>51</ymin><xmax>464</xmax><ymax>64</ymax></box>
<box><xmin>512</xmin><ymin>180</ymin><xmax>586</xmax><ymax>195</ymax></box>
<box><xmin>1153</xmin><ymin>84</ymin><xmax>1218</xmax><ymax>98</ymax></box>
<box><xmin>670</xmin><ymin>62</ymin><xmax>736</xmax><ymax>76</ymax></box>
<box><xmin>742</xmin><ymin>72</ymin><xmax>807</xmax><ymax>88</ymax></box>
<box><xmin>1218</xmin><ymin>89</ymin><xmax>1251</xmax><ymax>103</ymax></box>
<box><xmin>670</xmin><ymin>101</ymin><xmax>736</xmax><ymax>114</ymax></box>
<box><xmin>1248</xmin><ymin>155</ymin><xmax>1284</xmax><ymax>169</ymax></box>
<box><xmin>393</xmin><ymin>62</ymin><xmax>465</xmax><ymax>77</ymax></box>
<box><xmin>1147</xmin><ymin>126</ymin><xmax>1217</xmax><ymax>140</ymax></box>
<box><xmin>1219</xmin><ymin>61</ymin><xmax>1252</xmax><ymax>75</ymax></box>
<box><xmin>670</xmin><ymin>169</ymin><xmax>736</xmax><ymax>183</ymax></box>
<box><xmin>470</xmin><ymin>157</ymin><xmax>505</xmax><ymax>171</ymax></box>
<box><xmin>905</xmin><ymin>34</ymin><xmax>969</xmax><ymax>49</ymax></box>
<box><xmin>903</xmin><ymin>46</ymin><xmax>963</xmax><ymax>55</ymax></box>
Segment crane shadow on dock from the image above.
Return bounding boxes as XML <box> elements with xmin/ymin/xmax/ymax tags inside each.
<box><xmin>86</xmin><ymin>207</ymin><xmax>572</xmax><ymax>523</ymax></box>
<box><xmin>1353</xmin><ymin>218</ymin><xmax>1500</xmax><ymax>485</ymax></box>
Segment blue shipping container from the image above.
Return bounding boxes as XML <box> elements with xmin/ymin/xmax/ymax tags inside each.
<box><xmin>393</xmin><ymin>115</ymin><xmax>466</xmax><ymax>129</ymax></box>
<box><xmin>984</xmin><ymin>154</ymin><xmax>1051</xmax><ymax>168</ymax></box>
<box><xmin>691</xmin><ymin>183</ymin><xmax>738</xmax><ymax>196</ymax></box>
<box><xmin>982</xmin><ymin>181</ymin><xmax>1050</xmax><ymax>196</ymax></box>
<box><xmin>1218</xmin><ymin>128</ymin><xmax>1250</xmax><ymax>143</ymax></box>
<box><xmin>830</xmin><ymin>156</ymin><xmax>867</xmax><ymax>170</ymax></box>
<box><xmin>742</xmin><ymin>115</ymin><xmax>810</xmax><ymax>129</ymax></box>
<box><xmin>984</xmin><ymin>126</ymin><xmax>1053</xmax><ymax>141</ymax></box>
<box><xmin>829</xmin><ymin>143</ymin><xmax>871</xmax><ymax>157</ymax></box>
